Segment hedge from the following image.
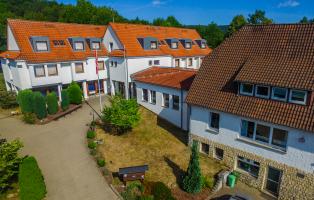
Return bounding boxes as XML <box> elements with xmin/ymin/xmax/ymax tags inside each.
<box><xmin>46</xmin><ymin>92</ymin><xmax>58</xmax><ymax>115</ymax></box>
<box><xmin>152</xmin><ymin>182</ymin><xmax>175</xmax><ymax>200</ymax></box>
<box><xmin>67</xmin><ymin>82</ymin><xmax>82</xmax><ymax>105</ymax></box>
<box><xmin>17</xmin><ymin>89</ymin><xmax>34</xmax><ymax>113</ymax></box>
<box><xmin>0</xmin><ymin>90</ymin><xmax>18</xmax><ymax>109</ymax></box>
<box><xmin>33</xmin><ymin>92</ymin><xmax>47</xmax><ymax>119</ymax></box>
<box><xmin>19</xmin><ymin>156</ymin><xmax>47</xmax><ymax>200</ymax></box>
<box><xmin>61</xmin><ymin>89</ymin><xmax>70</xmax><ymax>111</ymax></box>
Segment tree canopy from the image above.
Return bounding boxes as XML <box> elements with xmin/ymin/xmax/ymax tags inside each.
<box><xmin>247</xmin><ymin>10</ymin><xmax>273</xmax><ymax>25</ymax></box>
<box><xmin>299</xmin><ymin>16</ymin><xmax>314</xmax><ymax>24</ymax></box>
<box><xmin>226</xmin><ymin>15</ymin><xmax>247</xmax><ymax>37</ymax></box>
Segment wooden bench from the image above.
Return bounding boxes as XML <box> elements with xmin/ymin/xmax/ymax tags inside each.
<box><xmin>118</xmin><ymin>165</ymin><xmax>148</xmax><ymax>183</ymax></box>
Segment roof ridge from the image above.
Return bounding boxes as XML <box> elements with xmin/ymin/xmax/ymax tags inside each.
<box><xmin>109</xmin><ymin>22</ymin><xmax>197</xmax><ymax>31</ymax></box>
<box><xmin>244</xmin><ymin>23</ymin><xmax>314</xmax><ymax>27</ymax></box>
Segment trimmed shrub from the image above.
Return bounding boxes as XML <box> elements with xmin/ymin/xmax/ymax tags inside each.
<box><xmin>19</xmin><ymin>156</ymin><xmax>47</xmax><ymax>200</ymax></box>
<box><xmin>201</xmin><ymin>175</ymin><xmax>215</xmax><ymax>189</ymax></box>
<box><xmin>22</xmin><ymin>113</ymin><xmax>36</xmax><ymax>124</ymax></box>
<box><xmin>67</xmin><ymin>82</ymin><xmax>82</xmax><ymax>105</ymax></box>
<box><xmin>152</xmin><ymin>182</ymin><xmax>175</xmax><ymax>200</ymax></box>
<box><xmin>86</xmin><ymin>130</ymin><xmax>96</xmax><ymax>139</ymax></box>
<box><xmin>46</xmin><ymin>92</ymin><xmax>58</xmax><ymax>115</ymax></box>
<box><xmin>97</xmin><ymin>158</ymin><xmax>106</xmax><ymax>167</ymax></box>
<box><xmin>61</xmin><ymin>89</ymin><xmax>70</xmax><ymax>111</ymax></box>
<box><xmin>0</xmin><ymin>91</ymin><xmax>18</xmax><ymax>109</ymax></box>
<box><xmin>33</xmin><ymin>92</ymin><xmax>47</xmax><ymax>119</ymax></box>
<box><xmin>17</xmin><ymin>89</ymin><xmax>34</xmax><ymax>113</ymax></box>
<box><xmin>88</xmin><ymin>141</ymin><xmax>97</xmax><ymax>149</ymax></box>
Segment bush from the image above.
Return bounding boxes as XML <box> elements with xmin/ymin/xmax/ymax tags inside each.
<box><xmin>97</xmin><ymin>158</ymin><xmax>106</xmax><ymax>167</ymax></box>
<box><xmin>121</xmin><ymin>181</ymin><xmax>144</xmax><ymax>200</ymax></box>
<box><xmin>17</xmin><ymin>89</ymin><xmax>34</xmax><ymax>113</ymax></box>
<box><xmin>0</xmin><ymin>91</ymin><xmax>18</xmax><ymax>109</ymax></box>
<box><xmin>22</xmin><ymin>113</ymin><xmax>36</xmax><ymax>124</ymax></box>
<box><xmin>152</xmin><ymin>182</ymin><xmax>175</xmax><ymax>200</ymax></box>
<box><xmin>46</xmin><ymin>92</ymin><xmax>58</xmax><ymax>115</ymax></box>
<box><xmin>0</xmin><ymin>140</ymin><xmax>23</xmax><ymax>191</ymax></box>
<box><xmin>102</xmin><ymin>96</ymin><xmax>140</xmax><ymax>134</ymax></box>
<box><xmin>86</xmin><ymin>130</ymin><xmax>96</xmax><ymax>139</ymax></box>
<box><xmin>19</xmin><ymin>156</ymin><xmax>46</xmax><ymax>200</ymax></box>
<box><xmin>67</xmin><ymin>82</ymin><xmax>82</xmax><ymax>105</ymax></box>
<box><xmin>201</xmin><ymin>175</ymin><xmax>215</xmax><ymax>189</ymax></box>
<box><xmin>33</xmin><ymin>92</ymin><xmax>47</xmax><ymax>120</ymax></box>
<box><xmin>88</xmin><ymin>141</ymin><xmax>97</xmax><ymax>149</ymax></box>
<box><xmin>61</xmin><ymin>89</ymin><xmax>70</xmax><ymax>111</ymax></box>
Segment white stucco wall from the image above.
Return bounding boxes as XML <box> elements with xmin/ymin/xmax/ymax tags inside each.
<box><xmin>103</xmin><ymin>26</ymin><xmax>123</xmax><ymax>52</ymax></box>
<box><xmin>135</xmin><ymin>82</ymin><xmax>189</xmax><ymax>130</ymax></box>
<box><xmin>7</xmin><ymin>25</ymin><xmax>19</xmax><ymax>51</ymax></box>
<box><xmin>190</xmin><ymin>105</ymin><xmax>314</xmax><ymax>173</ymax></box>
<box><xmin>2</xmin><ymin>60</ymin><xmax>32</xmax><ymax>90</ymax></box>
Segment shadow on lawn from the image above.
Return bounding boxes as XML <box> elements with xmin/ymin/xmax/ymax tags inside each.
<box><xmin>164</xmin><ymin>156</ymin><xmax>186</xmax><ymax>187</ymax></box>
<box><xmin>157</xmin><ymin>116</ymin><xmax>189</xmax><ymax>145</ymax></box>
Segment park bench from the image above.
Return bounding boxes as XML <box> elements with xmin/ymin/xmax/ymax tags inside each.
<box><xmin>118</xmin><ymin>165</ymin><xmax>148</xmax><ymax>183</ymax></box>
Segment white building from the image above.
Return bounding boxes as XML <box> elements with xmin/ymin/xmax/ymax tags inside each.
<box><xmin>132</xmin><ymin>67</ymin><xmax>196</xmax><ymax>131</ymax></box>
<box><xmin>186</xmin><ymin>24</ymin><xmax>314</xmax><ymax>199</ymax></box>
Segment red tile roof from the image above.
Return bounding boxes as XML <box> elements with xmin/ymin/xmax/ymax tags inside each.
<box><xmin>187</xmin><ymin>24</ymin><xmax>314</xmax><ymax>133</ymax></box>
<box><xmin>132</xmin><ymin>67</ymin><xmax>196</xmax><ymax>90</ymax></box>
<box><xmin>2</xmin><ymin>19</ymin><xmax>108</xmax><ymax>63</ymax></box>
<box><xmin>109</xmin><ymin>49</ymin><xmax>125</xmax><ymax>57</ymax></box>
<box><xmin>109</xmin><ymin>22</ymin><xmax>212</xmax><ymax>57</ymax></box>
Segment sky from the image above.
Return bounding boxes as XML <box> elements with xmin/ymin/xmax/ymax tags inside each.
<box><xmin>58</xmin><ymin>0</ymin><xmax>314</xmax><ymax>25</ymax></box>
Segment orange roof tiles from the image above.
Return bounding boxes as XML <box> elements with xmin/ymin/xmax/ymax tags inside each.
<box><xmin>132</xmin><ymin>67</ymin><xmax>196</xmax><ymax>90</ymax></box>
<box><xmin>109</xmin><ymin>22</ymin><xmax>212</xmax><ymax>57</ymax></box>
<box><xmin>0</xmin><ymin>51</ymin><xmax>21</xmax><ymax>60</ymax></box>
<box><xmin>187</xmin><ymin>24</ymin><xmax>314</xmax><ymax>133</ymax></box>
<box><xmin>3</xmin><ymin>19</ymin><xmax>108</xmax><ymax>63</ymax></box>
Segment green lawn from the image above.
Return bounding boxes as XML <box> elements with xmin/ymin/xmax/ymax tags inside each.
<box><xmin>96</xmin><ymin>107</ymin><xmax>225</xmax><ymax>188</ymax></box>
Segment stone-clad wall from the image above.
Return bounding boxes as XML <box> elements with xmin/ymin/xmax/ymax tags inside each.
<box><xmin>190</xmin><ymin>134</ymin><xmax>314</xmax><ymax>200</ymax></box>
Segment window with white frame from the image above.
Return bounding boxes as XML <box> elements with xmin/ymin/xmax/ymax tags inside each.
<box><xmin>162</xmin><ymin>93</ymin><xmax>169</xmax><ymax>108</ymax></box>
<box><xmin>240</xmin><ymin>83</ymin><xmax>254</xmax><ymax>96</ymax></box>
<box><xmin>237</xmin><ymin>156</ymin><xmax>260</xmax><ymax>177</ymax></box>
<box><xmin>171</xmin><ymin>42</ymin><xmax>178</xmax><ymax>49</ymax></box>
<box><xmin>97</xmin><ymin>61</ymin><xmax>105</xmax><ymax>70</ymax></box>
<box><xmin>172</xmin><ymin>95</ymin><xmax>179</xmax><ymax>110</ymax></box>
<box><xmin>188</xmin><ymin>58</ymin><xmax>193</xmax><ymax>67</ymax></box>
<box><xmin>35</xmin><ymin>41</ymin><xmax>48</xmax><ymax>51</ymax></box>
<box><xmin>208</xmin><ymin>112</ymin><xmax>220</xmax><ymax>131</ymax></box>
<box><xmin>150</xmin><ymin>90</ymin><xmax>156</xmax><ymax>104</ymax></box>
<box><xmin>47</xmin><ymin>64</ymin><xmax>58</xmax><ymax>76</ymax></box>
<box><xmin>255</xmin><ymin>85</ymin><xmax>270</xmax><ymax>98</ymax></box>
<box><xmin>240</xmin><ymin>119</ymin><xmax>288</xmax><ymax>150</ymax></box>
<box><xmin>154</xmin><ymin>60</ymin><xmax>160</xmax><ymax>65</ymax></box>
<box><xmin>175</xmin><ymin>59</ymin><xmax>180</xmax><ymax>67</ymax></box>
<box><xmin>150</xmin><ymin>41</ymin><xmax>158</xmax><ymax>49</ymax></box>
<box><xmin>74</xmin><ymin>41</ymin><xmax>84</xmax><ymax>50</ymax></box>
<box><xmin>91</xmin><ymin>41</ymin><xmax>100</xmax><ymax>50</ymax></box>
<box><xmin>201</xmin><ymin>42</ymin><xmax>206</xmax><ymax>48</ymax></box>
<box><xmin>289</xmin><ymin>90</ymin><xmax>307</xmax><ymax>105</ymax></box>
<box><xmin>271</xmin><ymin>87</ymin><xmax>288</xmax><ymax>101</ymax></box>
<box><xmin>34</xmin><ymin>65</ymin><xmax>45</xmax><ymax>77</ymax></box>
<box><xmin>75</xmin><ymin>63</ymin><xmax>84</xmax><ymax>73</ymax></box>
<box><xmin>185</xmin><ymin>42</ymin><xmax>192</xmax><ymax>49</ymax></box>
<box><xmin>142</xmin><ymin>89</ymin><xmax>148</xmax><ymax>102</ymax></box>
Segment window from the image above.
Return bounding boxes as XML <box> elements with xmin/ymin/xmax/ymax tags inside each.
<box><xmin>171</xmin><ymin>42</ymin><xmax>178</xmax><ymax>49</ymax></box>
<box><xmin>150</xmin><ymin>41</ymin><xmax>158</xmax><ymax>49</ymax></box>
<box><xmin>240</xmin><ymin>83</ymin><xmax>254</xmax><ymax>96</ymax></box>
<box><xmin>215</xmin><ymin>148</ymin><xmax>224</xmax><ymax>160</ymax></box>
<box><xmin>185</xmin><ymin>42</ymin><xmax>192</xmax><ymax>49</ymax></box>
<box><xmin>272</xmin><ymin>87</ymin><xmax>288</xmax><ymax>101</ymax></box>
<box><xmin>209</xmin><ymin>112</ymin><xmax>220</xmax><ymax>130</ymax></box>
<box><xmin>255</xmin><ymin>85</ymin><xmax>270</xmax><ymax>98</ymax></box>
<box><xmin>97</xmin><ymin>61</ymin><xmax>105</xmax><ymax>70</ymax></box>
<box><xmin>172</xmin><ymin>95</ymin><xmax>179</xmax><ymax>110</ymax></box>
<box><xmin>91</xmin><ymin>42</ymin><xmax>100</xmax><ymax>50</ymax></box>
<box><xmin>53</xmin><ymin>40</ymin><xmax>65</xmax><ymax>46</ymax></box>
<box><xmin>47</xmin><ymin>64</ymin><xmax>58</xmax><ymax>76</ymax></box>
<box><xmin>35</xmin><ymin>41</ymin><xmax>48</xmax><ymax>51</ymax></box>
<box><xmin>154</xmin><ymin>60</ymin><xmax>160</xmax><ymax>65</ymax></box>
<box><xmin>188</xmin><ymin>58</ymin><xmax>193</xmax><ymax>67</ymax></box>
<box><xmin>162</xmin><ymin>93</ymin><xmax>169</xmax><ymax>108</ymax></box>
<box><xmin>75</xmin><ymin>63</ymin><xmax>84</xmax><ymax>73</ymax></box>
<box><xmin>150</xmin><ymin>90</ymin><xmax>156</xmax><ymax>104</ymax></box>
<box><xmin>142</xmin><ymin>89</ymin><xmax>148</xmax><ymax>102</ymax></box>
<box><xmin>110</xmin><ymin>61</ymin><xmax>117</xmax><ymax>67</ymax></box>
<box><xmin>241</xmin><ymin>120</ymin><xmax>255</xmax><ymax>139</ymax></box>
<box><xmin>272</xmin><ymin>128</ymin><xmax>288</xmax><ymax>149</ymax></box>
<box><xmin>201</xmin><ymin>143</ymin><xmax>209</xmax><ymax>154</ymax></box>
<box><xmin>255</xmin><ymin>124</ymin><xmax>271</xmax><ymax>143</ymax></box>
<box><xmin>109</xmin><ymin>42</ymin><xmax>114</xmax><ymax>51</ymax></box>
<box><xmin>175</xmin><ymin>59</ymin><xmax>180</xmax><ymax>67</ymax></box>
<box><xmin>148</xmin><ymin>60</ymin><xmax>153</xmax><ymax>66</ymax></box>
<box><xmin>201</xmin><ymin>42</ymin><xmax>206</xmax><ymax>48</ymax></box>
<box><xmin>34</xmin><ymin>65</ymin><xmax>45</xmax><ymax>77</ymax></box>
<box><xmin>74</xmin><ymin>41</ymin><xmax>84</xmax><ymax>50</ymax></box>
<box><xmin>237</xmin><ymin>156</ymin><xmax>260</xmax><ymax>177</ymax></box>
<box><xmin>289</xmin><ymin>90</ymin><xmax>307</xmax><ymax>105</ymax></box>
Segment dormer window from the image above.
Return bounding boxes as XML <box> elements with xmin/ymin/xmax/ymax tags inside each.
<box><xmin>74</xmin><ymin>41</ymin><xmax>84</xmax><ymax>50</ymax></box>
<box><xmin>271</xmin><ymin>87</ymin><xmax>288</xmax><ymax>101</ymax></box>
<box><xmin>255</xmin><ymin>85</ymin><xmax>270</xmax><ymax>98</ymax></box>
<box><xmin>171</xmin><ymin>42</ymin><xmax>178</xmax><ymax>49</ymax></box>
<box><xmin>91</xmin><ymin>41</ymin><xmax>100</xmax><ymax>50</ymax></box>
<box><xmin>185</xmin><ymin>42</ymin><xmax>192</xmax><ymax>49</ymax></box>
<box><xmin>35</xmin><ymin>41</ymin><xmax>48</xmax><ymax>51</ymax></box>
<box><xmin>240</xmin><ymin>83</ymin><xmax>254</xmax><ymax>96</ymax></box>
<box><xmin>289</xmin><ymin>90</ymin><xmax>307</xmax><ymax>105</ymax></box>
<box><xmin>201</xmin><ymin>41</ymin><xmax>206</xmax><ymax>48</ymax></box>
<box><xmin>150</xmin><ymin>41</ymin><xmax>158</xmax><ymax>49</ymax></box>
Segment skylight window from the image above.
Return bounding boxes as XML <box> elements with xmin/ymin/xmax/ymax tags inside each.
<box><xmin>289</xmin><ymin>90</ymin><xmax>307</xmax><ymax>105</ymax></box>
<box><xmin>35</xmin><ymin>41</ymin><xmax>48</xmax><ymax>51</ymax></box>
<box><xmin>271</xmin><ymin>87</ymin><xmax>288</xmax><ymax>101</ymax></box>
<box><xmin>240</xmin><ymin>83</ymin><xmax>254</xmax><ymax>96</ymax></box>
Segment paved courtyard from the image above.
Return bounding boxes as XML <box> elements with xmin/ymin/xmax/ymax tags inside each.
<box><xmin>0</xmin><ymin>97</ymin><xmax>118</xmax><ymax>200</ymax></box>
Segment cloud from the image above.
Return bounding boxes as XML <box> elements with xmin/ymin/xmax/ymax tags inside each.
<box><xmin>152</xmin><ymin>0</ymin><xmax>166</xmax><ymax>6</ymax></box>
<box><xmin>278</xmin><ymin>0</ymin><xmax>300</xmax><ymax>8</ymax></box>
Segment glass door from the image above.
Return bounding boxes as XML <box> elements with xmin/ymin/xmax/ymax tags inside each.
<box><xmin>265</xmin><ymin>166</ymin><xmax>282</xmax><ymax>196</ymax></box>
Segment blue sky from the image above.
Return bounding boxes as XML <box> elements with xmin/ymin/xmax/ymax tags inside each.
<box><xmin>58</xmin><ymin>0</ymin><xmax>314</xmax><ymax>25</ymax></box>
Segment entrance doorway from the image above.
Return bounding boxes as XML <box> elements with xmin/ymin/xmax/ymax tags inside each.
<box><xmin>265</xmin><ymin>166</ymin><xmax>282</xmax><ymax>196</ymax></box>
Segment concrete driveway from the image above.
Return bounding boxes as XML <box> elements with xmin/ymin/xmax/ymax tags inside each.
<box><xmin>0</xmin><ymin>97</ymin><xmax>118</xmax><ymax>200</ymax></box>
